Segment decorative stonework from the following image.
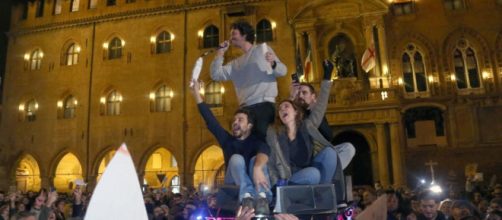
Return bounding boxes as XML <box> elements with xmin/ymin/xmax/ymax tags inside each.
<box><xmin>325</xmin><ymin>107</ymin><xmax>400</xmax><ymax>125</ymax></box>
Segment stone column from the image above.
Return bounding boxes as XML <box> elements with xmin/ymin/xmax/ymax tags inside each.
<box><xmin>376</xmin><ymin>123</ymin><xmax>389</xmax><ymax>186</ymax></box>
<box><xmin>390</xmin><ymin>122</ymin><xmax>404</xmax><ymax>187</ymax></box>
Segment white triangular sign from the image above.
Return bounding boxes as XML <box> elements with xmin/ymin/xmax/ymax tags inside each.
<box><xmin>85</xmin><ymin>143</ymin><xmax>148</xmax><ymax>220</ymax></box>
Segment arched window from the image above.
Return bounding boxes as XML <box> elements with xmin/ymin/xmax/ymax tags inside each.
<box><xmin>65</xmin><ymin>43</ymin><xmax>80</xmax><ymax>66</ymax></box>
<box><xmin>21</xmin><ymin>3</ymin><xmax>28</xmax><ymax>20</ymax></box>
<box><xmin>453</xmin><ymin>39</ymin><xmax>480</xmax><ymax>89</ymax></box>
<box><xmin>108</xmin><ymin>38</ymin><xmax>123</xmax><ymax>60</ymax></box>
<box><xmin>203</xmin><ymin>25</ymin><xmax>219</xmax><ymax>49</ymax></box>
<box><xmin>35</xmin><ymin>0</ymin><xmax>45</xmax><ymax>17</ymax></box>
<box><xmin>156</xmin><ymin>31</ymin><xmax>172</xmax><ymax>54</ymax></box>
<box><xmin>30</xmin><ymin>49</ymin><xmax>43</xmax><ymax>70</ymax></box>
<box><xmin>70</xmin><ymin>0</ymin><xmax>80</xmax><ymax>12</ymax></box>
<box><xmin>402</xmin><ymin>44</ymin><xmax>427</xmax><ymax>93</ymax></box>
<box><xmin>89</xmin><ymin>0</ymin><xmax>98</xmax><ymax>9</ymax></box>
<box><xmin>105</xmin><ymin>90</ymin><xmax>122</xmax><ymax>116</ymax></box>
<box><xmin>25</xmin><ymin>99</ymin><xmax>38</xmax><ymax>122</ymax></box>
<box><xmin>63</xmin><ymin>95</ymin><xmax>77</xmax><ymax>119</ymax></box>
<box><xmin>54</xmin><ymin>0</ymin><xmax>62</xmax><ymax>15</ymax></box>
<box><xmin>205</xmin><ymin>82</ymin><xmax>224</xmax><ymax>107</ymax></box>
<box><xmin>256</xmin><ymin>19</ymin><xmax>273</xmax><ymax>43</ymax></box>
<box><xmin>151</xmin><ymin>85</ymin><xmax>173</xmax><ymax>112</ymax></box>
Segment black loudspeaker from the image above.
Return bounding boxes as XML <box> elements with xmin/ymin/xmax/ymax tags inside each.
<box><xmin>273</xmin><ymin>184</ymin><xmax>337</xmax><ymax>215</ymax></box>
<box><xmin>216</xmin><ymin>185</ymin><xmax>240</xmax><ymax>212</ymax></box>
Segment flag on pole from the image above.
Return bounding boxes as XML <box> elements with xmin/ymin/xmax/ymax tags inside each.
<box><xmin>303</xmin><ymin>44</ymin><xmax>312</xmax><ymax>82</ymax></box>
<box><xmin>295</xmin><ymin>44</ymin><xmax>303</xmax><ymax>76</ymax></box>
<box><xmin>85</xmin><ymin>143</ymin><xmax>148</xmax><ymax>220</ymax></box>
<box><xmin>361</xmin><ymin>43</ymin><xmax>376</xmax><ymax>73</ymax></box>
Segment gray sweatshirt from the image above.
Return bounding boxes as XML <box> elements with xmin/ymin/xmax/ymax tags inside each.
<box><xmin>210</xmin><ymin>44</ymin><xmax>287</xmax><ymax>106</ymax></box>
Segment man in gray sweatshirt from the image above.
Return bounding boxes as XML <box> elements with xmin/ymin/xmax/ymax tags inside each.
<box><xmin>210</xmin><ymin>20</ymin><xmax>287</xmax><ymax>140</ymax></box>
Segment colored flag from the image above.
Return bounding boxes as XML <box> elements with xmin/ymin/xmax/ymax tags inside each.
<box><xmin>304</xmin><ymin>45</ymin><xmax>312</xmax><ymax>82</ymax></box>
<box><xmin>361</xmin><ymin>43</ymin><xmax>376</xmax><ymax>73</ymax></box>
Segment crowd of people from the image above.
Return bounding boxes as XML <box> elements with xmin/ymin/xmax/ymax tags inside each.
<box><xmin>1</xmin><ymin>177</ymin><xmax>502</xmax><ymax>220</ymax></box>
<box><xmin>1</xmin><ymin>19</ymin><xmax>500</xmax><ymax>220</ymax></box>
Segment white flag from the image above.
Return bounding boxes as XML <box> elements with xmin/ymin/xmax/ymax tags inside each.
<box><xmin>85</xmin><ymin>143</ymin><xmax>148</xmax><ymax>220</ymax></box>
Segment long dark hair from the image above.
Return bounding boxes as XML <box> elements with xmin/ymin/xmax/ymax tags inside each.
<box><xmin>274</xmin><ymin>99</ymin><xmax>305</xmax><ymax>133</ymax></box>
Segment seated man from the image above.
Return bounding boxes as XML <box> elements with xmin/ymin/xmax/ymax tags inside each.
<box><xmin>190</xmin><ymin>80</ymin><xmax>271</xmax><ymax>215</ymax></box>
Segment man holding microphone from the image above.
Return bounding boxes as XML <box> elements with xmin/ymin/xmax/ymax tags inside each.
<box><xmin>210</xmin><ymin>20</ymin><xmax>287</xmax><ymax>141</ymax></box>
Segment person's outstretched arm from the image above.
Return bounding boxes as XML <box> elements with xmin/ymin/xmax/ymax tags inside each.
<box><xmin>190</xmin><ymin>79</ymin><xmax>231</xmax><ymax>144</ymax></box>
<box><xmin>308</xmin><ymin>60</ymin><xmax>333</xmax><ymax>128</ymax></box>
<box><xmin>210</xmin><ymin>41</ymin><xmax>233</xmax><ymax>81</ymax></box>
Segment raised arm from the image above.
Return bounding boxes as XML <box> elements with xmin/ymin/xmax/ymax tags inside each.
<box><xmin>307</xmin><ymin>60</ymin><xmax>333</xmax><ymax>128</ymax></box>
<box><xmin>210</xmin><ymin>41</ymin><xmax>233</xmax><ymax>81</ymax></box>
<box><xmin>190</xmin><ymin>80</ymin><xmax>231</xmax><ymax>144</ymax></box>
<box><xmin>265</xmin><ymin>45</ymin><xmax>287</xmax><ymax>77</ymax></box>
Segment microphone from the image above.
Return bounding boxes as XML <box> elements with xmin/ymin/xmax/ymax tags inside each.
<box><xmin>200</xmin><ymin>41</ymin><xmax>229</xmax><ymax>57</ymax></box>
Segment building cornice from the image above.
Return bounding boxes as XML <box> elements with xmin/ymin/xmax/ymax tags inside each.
<box><xmin>9</xmin><ymin>0</ymin><xmax>271</xmax><ymax>36</ymax></box>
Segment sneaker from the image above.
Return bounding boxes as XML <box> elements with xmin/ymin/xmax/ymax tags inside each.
<box><xmin>254</xmin><ymin>197</ymin><xmax>270</xmax><ymax>217</ymax></box>
<box><xmin>241</xmin><ymin>196</ymin><xmax>255</xmax><ymax>211</ymax></box>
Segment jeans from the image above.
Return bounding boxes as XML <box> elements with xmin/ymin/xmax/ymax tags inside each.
<box><xmin>289</xmin><ymin>147</ymin><xmax>338</xmax><ymax>185</ymax></box>
<box><xmin>224</xmin><ymin>154</ymin><xmax>272</xmax><ymax>201</ymax></box>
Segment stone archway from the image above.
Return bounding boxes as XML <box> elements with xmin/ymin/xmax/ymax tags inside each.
<box><xmin>333</xmin><ymin>131</ymin><xmax>373</xmax><ymax>186</ymax></box>
<box><xmin>193</xmin><ymin>145</ymin><xmax>224</xmax><ymax>191</ymax></box>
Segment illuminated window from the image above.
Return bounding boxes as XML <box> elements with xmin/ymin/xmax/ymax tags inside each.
<box><xmin>65</xmin><ymin>43</ymin><xmax>80</xmax><ymax>66</ymax></box>
<box><xmin>392</xmin><ymin>2</ymin><xmax>414</xmax><ymax>15</ymax></box>
<box><xmin>203</xmin><ymin>25</ymin><xmax>219</xmax><ymax>49</ymax></box>
<box><xmin>107</xmin><ymin>0</ymin><xmax>116</xmax><ymax>6</ymax></box>
<box><xmin>444</xmin><ymin>0</ymin><xmax>465</xmax><ymax>10</ymax></box>
<box><xmin>25</xmin><ymin>99</ymin><xmax>38</xmax><ymax>122</ymax></box>
<box><xmin>70</xmin><ymin>0</ymin><xmax>80</xmax><ymax>12</ymax></box>
<box><xmin>453</xmin><ymin>39</ymin><xmax>480</xmax><ymax>89</ymax></box>
<box><xmin>108</xmin><ymin>38</ymin><xmax>123</xmax><ymax>60</ymax></box>
<box><xmin>151</xmin><ymin>85</ymin><xmax>173</xmax><ymax>112</ymax></box>
<box><xmin>156</xmin><ymin>31</ymin><xmax>172</xmax><ymax>54</ymax></box>
<box><xmin>54</xmin><ymin>153</ymin><xmax>83</xmax><ymax>193</ymax></box>
<box><xmin>105</xmin><ymin>90</ymin><xmax>122</xmax><ymax>116</ymax></box>
<box><xmin>88</xmin><ymin>0</ymin><xmax>98</xmax><ymax>9</ymax></box>
<box><xmin>402</xmin><ymin>44</ymin><xmax>427</xmax><ymax>93</ymax></box>
<box><xmin>36</xmin><ymin>0</ymin><xmax>45</xmax><ymax>17</ymax></box>
<box><xmin>171</xmin><ymin>176</ymin><xmax>180</xmax><ymax>193</ymax></box>
<box><xmin>144</xmin><ymin>148</ymin><xmax>179</xmax><ymax>189</ymax></box>
<box><xmin>256</xmin><ymin>19</ymin><xmax>273</xmax><ymax>43</ymax></box>
<box><xmin>30</xmin><ymin>49</ymin><xmax>43</xmax><ymax>70</ymax></box>
<box><xmin>63</xmin><ymin>95</ymin><xmax>77</xmax><ymax>119</ymax></box>
<box><xmin>193</xmin><ymin>145</ymin><xmax>224</xmax><ymax>190</ymax></box>
<box><xmin>205</xmin><ymin>82</ymin><xmax>224</xmax><ymax>107</ymax></box>
<box><xmin>54</xmin><ymin>0</ymin><xmax>62</xmax><ymax>15</ymax></box>
<box><xmin>15</xmin><ymin>154</ymin><xmax>42</xmax><ymax>192</ymax></box>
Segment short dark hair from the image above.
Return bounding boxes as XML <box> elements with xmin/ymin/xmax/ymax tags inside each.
<box><xmin>235</xmin><ymin>108</ymin><xmax>255</xmax><ymax>126</ymax></box>
<box><xmin>418</xmin><ymin>190</ymin><xmax>440</xmax><ymax>203</ymax></box>
<box><xmin>230</xmin><ymin>20</ymin><xmax>255</xmax><ymax>43</ymax></box>
<box><xmin>299</xmin><ymin>82</ymin><xmax>316</xmax><ymax>95</ymax></box>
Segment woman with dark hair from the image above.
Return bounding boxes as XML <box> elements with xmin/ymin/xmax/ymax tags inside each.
<box><xmin>266</xmin><ymin>60</ymin><xmax>353</xmax><ymax>186</ymax></box>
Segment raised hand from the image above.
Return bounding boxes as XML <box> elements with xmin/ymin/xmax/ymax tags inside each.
<box><xmin>323</xmin><ymin>59</ymin><xmax>334</xmax><ymax>80</ymax></box>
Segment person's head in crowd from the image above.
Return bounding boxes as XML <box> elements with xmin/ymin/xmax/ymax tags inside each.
<box><xmin>31</xmin><ymin>191</ymin><xmax>46</xmax><ymax>210</ymax></box>
<box><xmin>473</xmin><ymin>192</ymin><xmax>483</xmax><ymax>204</ymax></box>
<box><xmin>386</xmin><ymin>189</ymin><xmax>401</xmax><ymax>213</ymax></box>
<box><xmin>374</xmin><ymin>181</ymin><xmax>383</xmax><ymax>191</ymax></box>
<box><xmin>439</xmin><ymin>199</ymin><xmax>454</xmax><ymax>219</ymax></box>
<box><xmin>47</xmin><ymin>209</ymin><xmax>56</xmax><ymax>220</ymax></box>
<box><xmin>489</xmin><ymin>198</ymin><xmax>502</xmax><ymax>213</ymax></box>
<box><xmin>160</xmin><ymin>204</ymin><xmax>170</xmax><ymax>216</ymax></box>
<box><xmin>294</xmin><ymin>83</ymin><xmax>317</xmax><ymax>109</ymax></box>
<box><xmin>172</xmin><ymin>193</ymin><xmax>183</xmax><ymax>205</ymax></box>
<box><xmin>0</xmin><ymin>191</ymin><xmax>5</xmax><ymax>203</ymax></box>
<box><xmin>55</xmin><ymin>199</ymin><xmax>65</xmax><ymax>212</ymax></box>
<box><xmin>1</xmin><ymin>204</ymin><xmax>10</xmax><ymax>219</ymax></box>
<box><xmin>362</xmin><ymin>189</ymin><xmax>377</xmax><ymax>207</ymax></box>
<box><xmin>277</xmin><ymin>99</ymin><xmax>305</xmax><ymax>130</ymax></box>
<box><xmin>485</xmin><ymin>210</ymin><xmax>502</xmax><ymax>220</ymax></box>
<box><xmin>15</xmin><ymin>211</ymin><xmax>37</xmax><ymax>220</ymax></box>
<box><xmin>229</xmin><ymin>20</ymin><xmax>255</xmax><ymax>47</ymax></box>
<box><xmin>16</xmin><ymin>201</ymin><xmax>27</xmax><ymax>212</ymax></box>
<box><xmin>478</xmin><ymin>199</ymin><xmax>490</xmax><ymax>215</ymax></box>
<box><xmin>183</xmin><ymin>202</ymin><xmax>197</xmax><ymax>220</ymax></box>
<box><xmin>207</xmin><ymin>194</ymin><xmax>217</xmax><ymax>209</ymax></box>
<box><xmin>232</xmin><ymin>108</ymin><xmax>255</xmax><ymax>140</ymax></box>
<box><xmin>418</xmin><ymin>190</ymin><xmax>442</xmax><ymax>220</ymax></box>
<box><xmin>153</xmin><ymin>206</ymin><xmax>165</xmax><ymax>219</ymax></box>
<box><xmin>451</xmin><ymin>200</ymin><xmax>477</xmax><ymax>220</ymax></box>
